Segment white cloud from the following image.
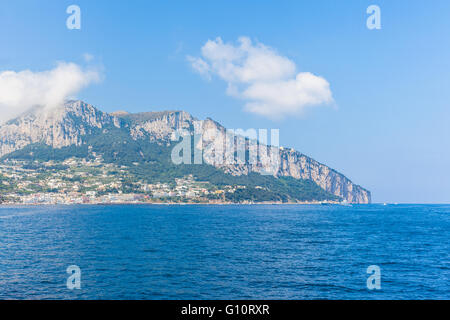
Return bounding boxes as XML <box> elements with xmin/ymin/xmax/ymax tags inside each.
<box><xmin>188</xmin><ymin>37</ymin><xmax>333</xmax><ymax>119</ymax></box>
<box><xmin>0</xmin><ymin>62</ymin><xmax>100</xmax><ymax>123</ymax></box>
<box><xmin>187</xmin><ymin>55</ymin><xmax>211</xmax><ymax>80</ymax></box>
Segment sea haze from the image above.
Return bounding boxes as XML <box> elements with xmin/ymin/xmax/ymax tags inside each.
<box><xmin>0</xmin><ymin>204</ymin><xmax>448</xmax><ymax>299</ymax></box>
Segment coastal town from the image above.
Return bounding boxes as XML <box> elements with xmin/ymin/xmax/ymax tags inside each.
<box><xmin>0</xmin><ymin>156</ymin><xmax>237</xmax><ymax>205</ymax></box>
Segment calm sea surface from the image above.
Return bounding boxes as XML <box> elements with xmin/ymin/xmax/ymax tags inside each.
<box><xmin>0</xmin><ymin>204</ymin><xmax>448</xmax><ymax>299</ymax></box>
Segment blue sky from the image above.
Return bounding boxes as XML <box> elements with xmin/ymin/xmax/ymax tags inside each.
<box><xmin>1</xmin><ymin>0</ymin><xmax>450</xmax><ymax>203</ymax></box>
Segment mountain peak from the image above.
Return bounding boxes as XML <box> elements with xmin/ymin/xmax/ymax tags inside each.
<box><xmin>0</xmin><ymin>100</ymin><xmax>371</xmax><ymax>203</ymax></box>
<box><xmin>110</xmin><ymin>110</ymin><xmax>129</xmax><ymax>116</ymax></box>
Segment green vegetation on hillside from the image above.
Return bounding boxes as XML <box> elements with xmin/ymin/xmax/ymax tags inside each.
<box><xmin>1</xmin><ymin>125</ymin><xmax>339</xmax><ymax>203</ymax></box>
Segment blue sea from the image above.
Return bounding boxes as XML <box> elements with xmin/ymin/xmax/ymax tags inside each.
<box><xmin>0</xmin><ymin>204</ymin><xmax>448</xmax><ymax>300</ymax></box>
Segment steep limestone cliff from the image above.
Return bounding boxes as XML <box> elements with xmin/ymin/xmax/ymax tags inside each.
<box><xmin>0</xmin><ymin>100</ymin><xmax>371</xmax><ymax>203</ymax></box>
<box><xmin>0</xmin><ymin>101</ymin><xmax>119</xmax><ymax>156</ymax></box>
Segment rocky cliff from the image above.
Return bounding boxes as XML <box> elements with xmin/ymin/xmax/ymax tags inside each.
<box><xmin>0</xmin><ymin>100</ymin><xmax>371</xmax><ymax>203</ymax></box>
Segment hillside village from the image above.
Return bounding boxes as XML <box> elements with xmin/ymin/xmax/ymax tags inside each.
<box><xmin>0</xmin><ymin>156</ymin><xmax>244</xmax><ymax>205</ymax></box>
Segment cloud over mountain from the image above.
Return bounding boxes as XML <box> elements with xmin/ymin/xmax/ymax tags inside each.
<box><xmin>0</xmin><ymin>62</ymin><xmax>100</xmax><ymax>123</ymax></box>
<box><xmin>188</xmin><ymin>37</ymin><xmax>333</xmax><ymax>119</ymax></box>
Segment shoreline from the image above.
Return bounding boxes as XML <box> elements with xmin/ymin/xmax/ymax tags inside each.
<box><xmin>0</xmin><ymin>201</ymin><xmax>345</xmax><ymax>206</ymax></box>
